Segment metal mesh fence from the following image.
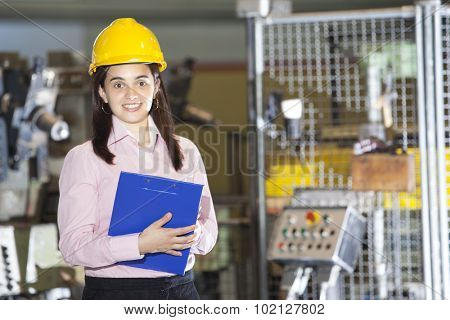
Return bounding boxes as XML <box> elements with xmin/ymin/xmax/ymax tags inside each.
<box><xmin>261</xmin><ymin>9</ymin><xmax>425</xmax><ymax>299</ymax></box>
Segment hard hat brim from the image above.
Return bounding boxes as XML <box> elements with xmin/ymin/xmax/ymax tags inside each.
<box><xmin>89</xmin><ymin>60</ymin><xmax>167</xmax><ymax>76</ymax></box>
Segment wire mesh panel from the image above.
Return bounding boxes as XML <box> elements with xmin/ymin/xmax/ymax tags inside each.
<box><xmin>261</xmin><ymin>8</ymin><xmax>426</xmax><ymax>299</ymax></box>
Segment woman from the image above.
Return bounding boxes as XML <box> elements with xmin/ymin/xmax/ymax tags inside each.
<box><xmin>57</xmin><ymin>18</ymin><xmax>218</xmax><ymax>300</ymax></box>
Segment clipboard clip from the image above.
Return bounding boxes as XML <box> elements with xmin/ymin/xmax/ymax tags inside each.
<box><xmin>141</xmin><ymin>187</ymin><xmax>177</xmax><ymax>195</ymax></box>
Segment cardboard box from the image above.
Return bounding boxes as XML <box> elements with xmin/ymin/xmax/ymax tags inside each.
<box><xmin>351</xmin><ymin>154</ymin><xmax>415</xmax><ymax>192</ymax></box>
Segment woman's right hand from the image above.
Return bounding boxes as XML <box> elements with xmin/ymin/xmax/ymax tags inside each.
<box><xmin>138</xmin><ymin>212</ymin><xmax>197</xmax><ymax>256</ymax></box>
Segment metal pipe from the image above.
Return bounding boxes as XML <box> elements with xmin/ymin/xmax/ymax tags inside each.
<box><xmin>433</xmin><ymin>3</ymin><xmax>450</xmax><ymax>300</ymax></box>
<box><xmin>415</xmin><ymin>4</ymin><xmax>434</xmax><ymax>300</ymax></box>
<box><xmin>245</xmin><ymin>16</ymin><xmax>259</xmax><ymax>300</ymax></box>
<box><xmin>374</xmin><ymin>206</ymin><xmax>388</xmax><ymax>299</ymax></box>
<box><xmin>246</xmin><ymin>16</ymin><xmax>268</xmax><ymax>300</ymax></box>
<box><xmin>423</xmin><ymin>2</ymin><xmax>443</xmax><ymax>298</ymax></box>
<box><xmin>255</xmin><ymin>16</ymin><xmax>268</xmax><ymax>300</ymax></box>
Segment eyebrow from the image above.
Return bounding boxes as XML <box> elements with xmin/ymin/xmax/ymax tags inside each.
<box><xmin>109</xmin><ymin>75</ymin><xmax>150</xmax><ymax>82</ymax></box>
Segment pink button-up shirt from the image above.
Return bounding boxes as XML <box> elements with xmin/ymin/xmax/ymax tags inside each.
<box><xmin>57</xmin><ymin>114</ymin><xmax>218</xmax><ymax>278</ymax></box>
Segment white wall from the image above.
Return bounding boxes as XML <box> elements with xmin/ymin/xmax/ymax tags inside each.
<box><xmin>0</xmin><ymin>19</ymin><xmax>88</xmax><ymax>64</ymax></box>
<box><xmin>0</xmin><ymin>18</ymin><xmax>246</xmax><ymax>67</ymax></box>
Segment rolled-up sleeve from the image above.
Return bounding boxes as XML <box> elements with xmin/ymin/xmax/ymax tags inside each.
<box><xmin>57</xmin><ymin>145</ymin><xmax>143</xmax><ymax>268</ymax></box>
<box><xmin>189</xmin><ymin>145</ymin><xmax>218</xmax><ymax>255</ymax></box>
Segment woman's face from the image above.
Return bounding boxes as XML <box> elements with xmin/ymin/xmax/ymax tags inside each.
<box><xmin>98</xmin><ymin>63</ymin><xmax>159</xmax><ymax>125</ymax></box>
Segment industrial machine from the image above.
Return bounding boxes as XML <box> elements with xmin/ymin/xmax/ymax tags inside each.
<box><xmin>0</xmin><ymin>56</ymin><xmax>69</xmax><ymax>221</ymax></box>
<box><xmin>0</xmin><ymin>226</ymin><xmax>21</xmax><ymax>297</ymax></box>
<box><xmin>0</xmin><ymin>53</ymin><xmax>80</xmax><ymax>299</ymax></box>
<box><xmin>166</xmin><ymin>57</ymin><xmax>217</xmax><ymax>126</ymax></box>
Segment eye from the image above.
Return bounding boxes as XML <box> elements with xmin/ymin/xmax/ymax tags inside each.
<box><xmin>138</xmin><ymin>81</ymin><xmax>147</xmax><ymax>87</ymax></box>
<box><xmin>113</xmin><ymin>82</ymin><xmax>125</xmax><ymax>89</ymax></box>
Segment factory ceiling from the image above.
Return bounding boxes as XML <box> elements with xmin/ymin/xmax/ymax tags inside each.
<box><xmin>0</xmin><ymin>0</ymin><xmax>416</xmax><ymax>20</ymax></box>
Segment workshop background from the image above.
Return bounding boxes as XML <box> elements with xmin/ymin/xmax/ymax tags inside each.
<box><xmin>1</xmin><ymin>0</ymin><xmax>449</xmax><ymax>300</ymax></box>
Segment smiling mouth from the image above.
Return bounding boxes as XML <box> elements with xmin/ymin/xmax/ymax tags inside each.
<box><xmin>122</xmin><ymin>103</ymin><xmax>142</xmax><ymax>112</ymax></box>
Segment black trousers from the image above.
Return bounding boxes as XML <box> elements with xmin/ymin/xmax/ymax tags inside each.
<box><xmin>82</xmin><ymin>270</ymin><xmax>199</xmax><ymax>300</ymax></box>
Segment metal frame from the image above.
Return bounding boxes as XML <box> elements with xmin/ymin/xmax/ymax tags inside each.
<box><xmin>435</xmin><ymin>2</ymin><xmax>450</xmax><ymax>300</ymax></box>
<box><xmin>421</xmin><ymin>2</ymin><xmax>443</xmax><ymax>298</ymax></box>
<box><xmin>415</xmin><ymin>4</ymin><xmax>433</xmax><ymax>300</ymax></box>
<box><xmin>416</xmin><ymin>0</ymin><xmax>450</xmax><ymax>299</ymax></box>
<box><xmin>246</xmin><ymin>16</ymin><xmax>269</xmax><ymax>300</ymax></box>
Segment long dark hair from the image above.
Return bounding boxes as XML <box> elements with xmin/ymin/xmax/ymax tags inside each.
<box><xmin>91</xmin><ymin>63</ymin><xmax>184</xmax><ymax>171</ymax></box>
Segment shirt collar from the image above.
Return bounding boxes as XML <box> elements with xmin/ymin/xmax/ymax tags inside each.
<box><xmin>108</xmin><ymin>114</ymin><xmax>161</xmax><ymax>150</ymax></box>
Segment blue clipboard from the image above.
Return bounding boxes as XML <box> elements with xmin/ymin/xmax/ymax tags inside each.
<box><xmin>108</xmin><ymin>171</ymin><xmax>204</xmax><ymax>275</ymax></box>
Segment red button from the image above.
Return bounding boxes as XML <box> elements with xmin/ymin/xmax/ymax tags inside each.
<box><xmin>306</xmin><ymin>210</ymin><xmax>316</xmax><ymax>222</ymax></box>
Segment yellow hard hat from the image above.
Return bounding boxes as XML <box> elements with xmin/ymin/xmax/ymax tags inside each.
<box><xmin>88</xmin><ymin>18</ymin><xmax>167</xmax><ymax>76</ymax></box>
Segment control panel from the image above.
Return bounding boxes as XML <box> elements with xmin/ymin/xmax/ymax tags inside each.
<box><xmin>268</xmin><ymin>206</ymin><xmax>366</xmax><ymax>272</ymax></box>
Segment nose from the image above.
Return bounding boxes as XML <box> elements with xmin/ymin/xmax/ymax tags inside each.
<box><xmin>125</xmin><ymin>87</ymin><xmax>138</xmax><ymax>101</ymax></box>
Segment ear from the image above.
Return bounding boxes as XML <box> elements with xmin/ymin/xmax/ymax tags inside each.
<box><xmin>98</xmin><ymin>86</ymin><xmax>108</xmax><ymax>103</ymax></box>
